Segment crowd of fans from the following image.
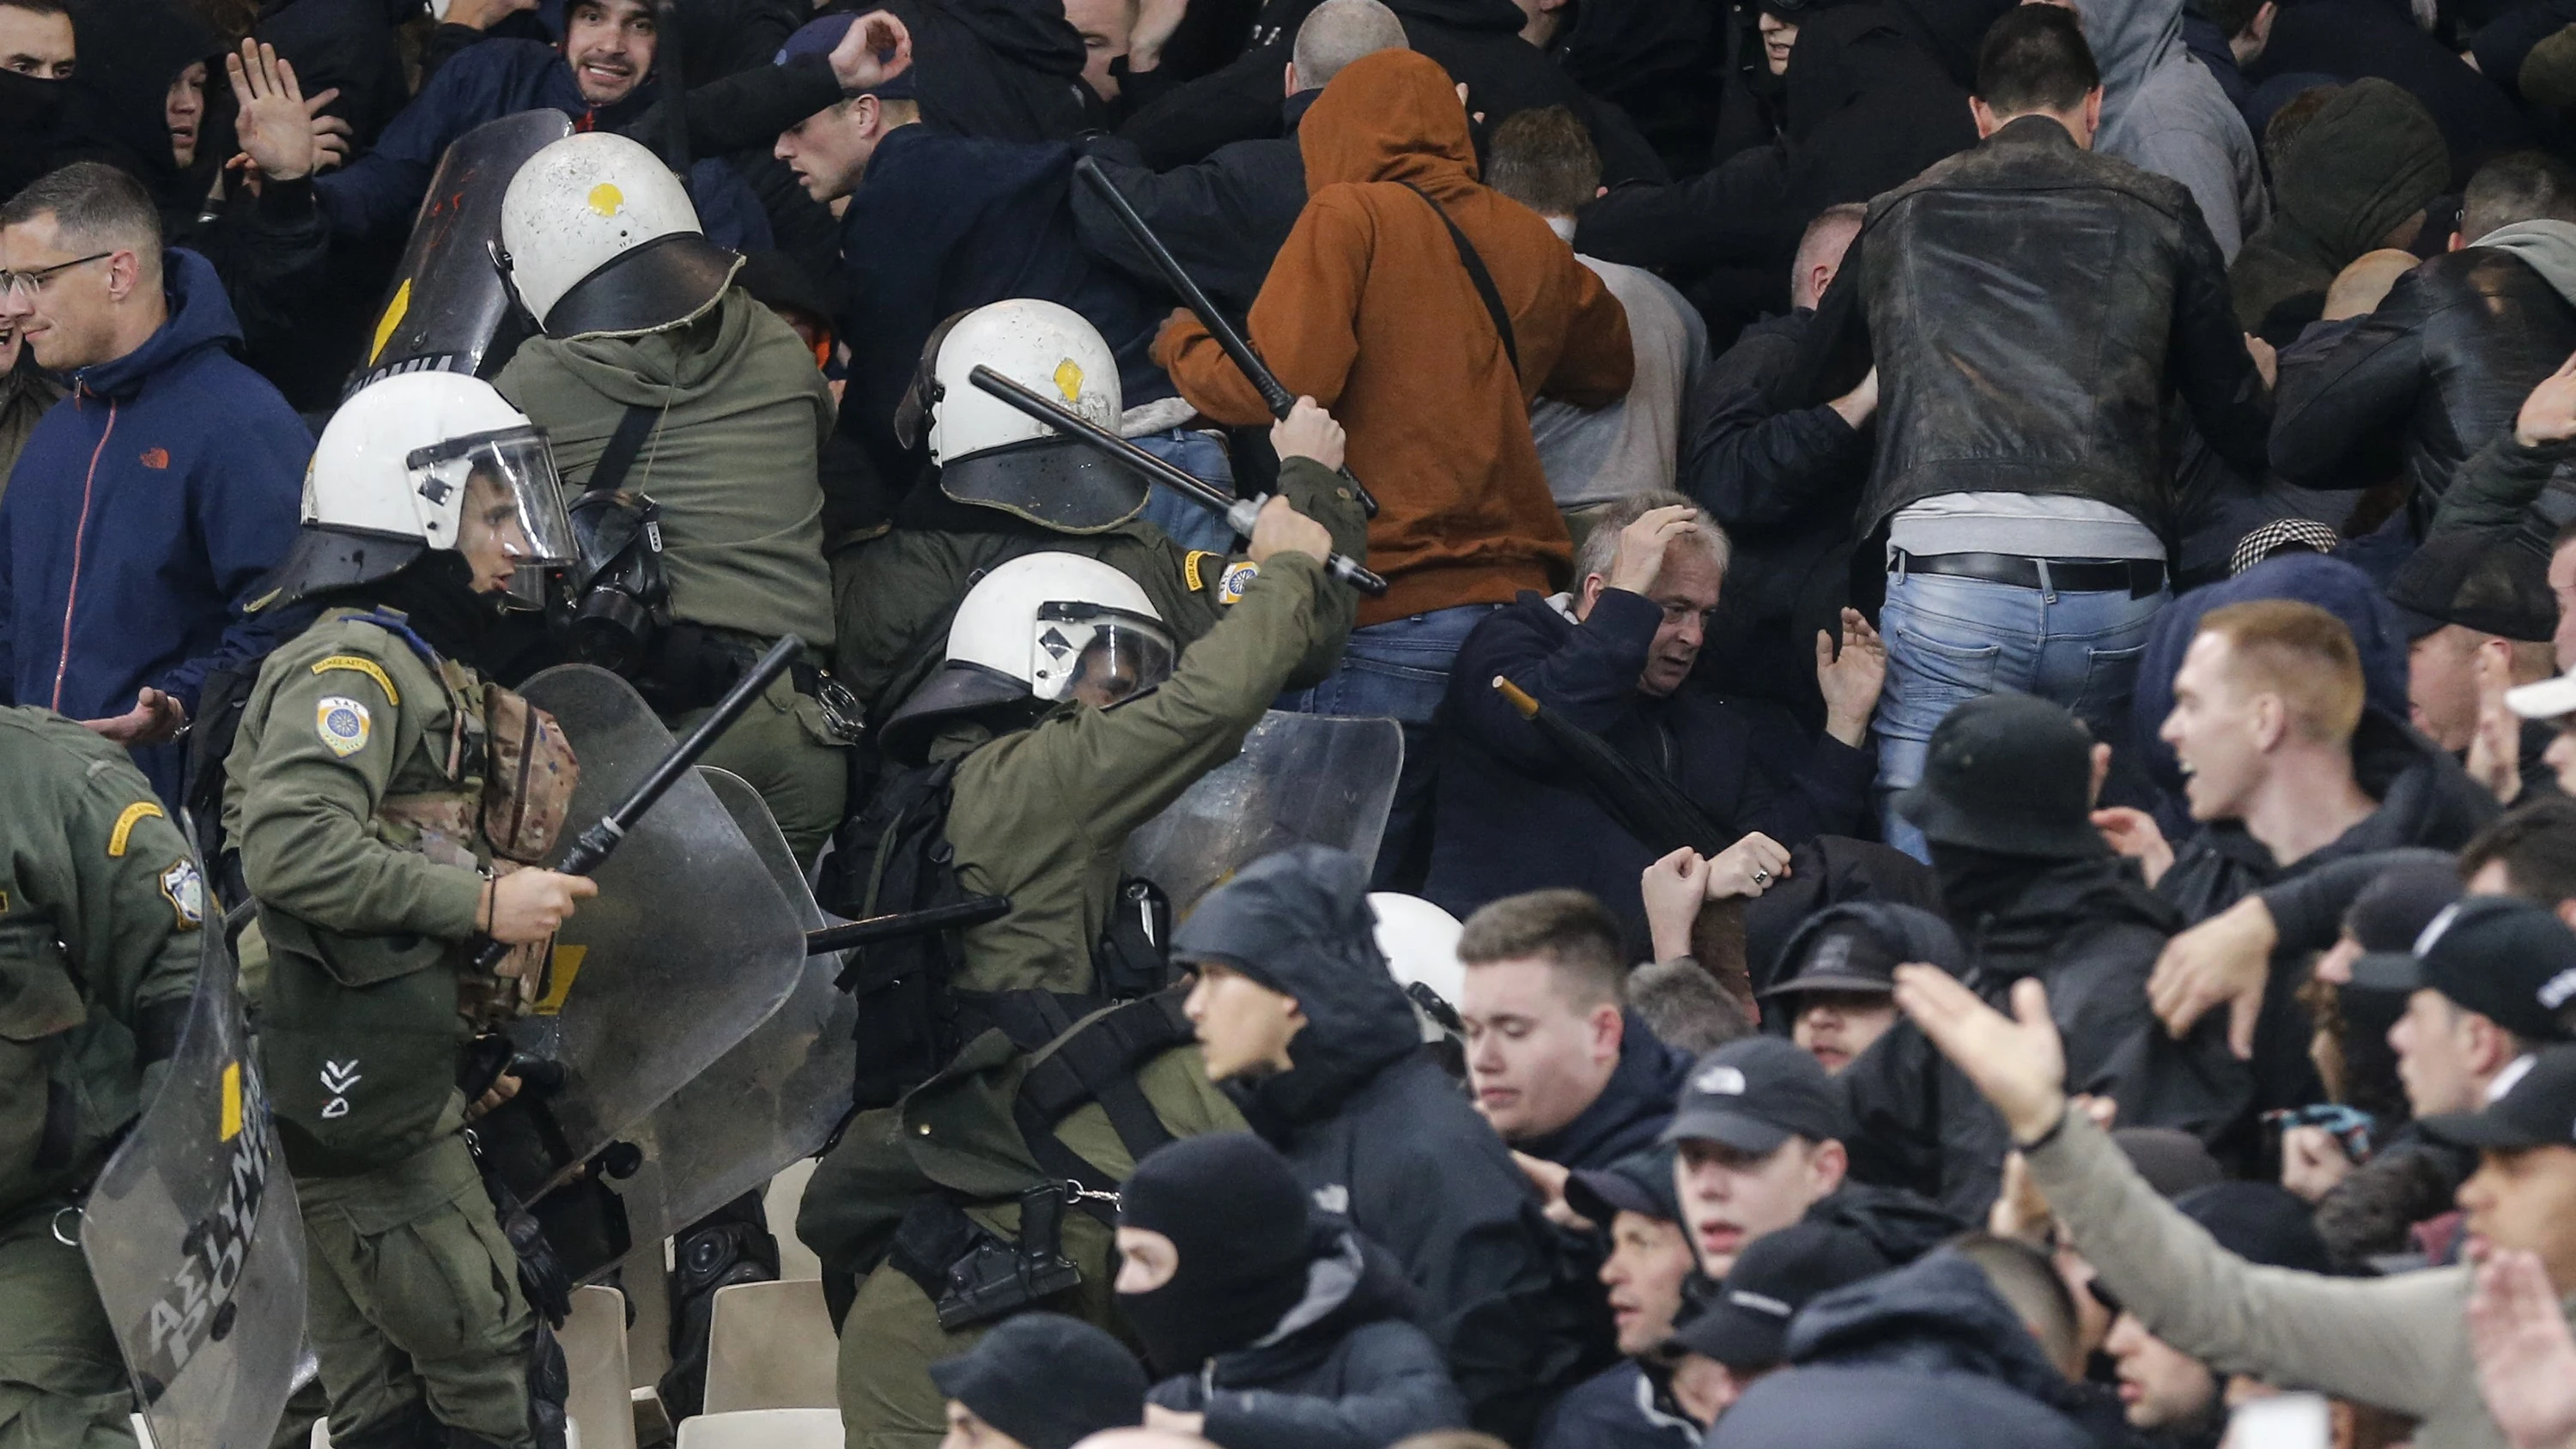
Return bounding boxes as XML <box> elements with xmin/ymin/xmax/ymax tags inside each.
<box><xmin>15</xmin><ymin>0</ymin><xmax>2576</xmax><ymax>1442</ymax></box>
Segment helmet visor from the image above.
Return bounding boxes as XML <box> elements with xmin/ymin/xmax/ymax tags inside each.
<box><xmin>411</xmin><ymin>427</ymin><xmax>578</xmax><ymax>569</ymax></box>
<box><xmin>1030</xmin><ymin>603</ymin><xmax>1174</xmax><ymax>707</ymax></box>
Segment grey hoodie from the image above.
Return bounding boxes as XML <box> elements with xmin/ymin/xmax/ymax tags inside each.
<box><xmin>2473</xmin><ymin>219</ymin><xmax>2576</xmax><ymax>307</ymax></box>
<box><xmin>2072</xmin><ymin>0</ymin><xmax>2270</xmax><ymax>259</ymax></box>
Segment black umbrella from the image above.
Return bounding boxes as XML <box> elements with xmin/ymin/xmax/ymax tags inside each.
<box><xmin>1490</xmin><ymin>676</ymin><xmax>1735</xmax><ymax>858</ymax></box>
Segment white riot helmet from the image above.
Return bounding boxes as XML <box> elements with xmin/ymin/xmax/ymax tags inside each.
<box><xmin>895</xmin><ymin>299</ymin><xmax>1146</xmax><ymax>533</ymax></box>
<box><xmin>255</xmin><ymin>372</ymin><xmax>578</xmax><ymax>610</ymax></box>
<box><xmin>498</xmin><ymin>131</ymin><xmax>743</xmax><ymax>340</ymax></box>
<box><xmin>1369</xmin><ymin>893</ymin><xmax>1466</xmax><ymax>1042</ymax></box>
<box><xmin>881</xmin><ymin>552</ymin><xmax>1176</xmax><ymax>758</ymax></box>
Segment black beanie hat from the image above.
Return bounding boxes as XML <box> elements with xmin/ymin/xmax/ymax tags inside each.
<box><xmin>1116</xmin><ymin>1133</ymin><xmax>1321</xmax><ymax>1374</ymax></box>
<box><xmin>927</xmin><ymin>1313</ymin><xmax>1147</xmax><ymax>1449</ymax></box>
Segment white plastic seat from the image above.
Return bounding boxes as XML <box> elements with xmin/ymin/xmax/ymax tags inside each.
<box><xmin>562</xmin><ymin>1285</ymin><xmax>639</xmax><ymax>1449</ymax></box>
<box><xmin>674</xmin><ymin>1408</ymin><xmax>844</xmax><ymax>1449</ymax></box>
<box><xmin>766</xmin><ymin>1161</ymin><xmax>823</xmax><ymax>1282</ymax></box>
<box><xmin>701</xmin><ymin>1279</ymin><xmax>838</xmax><ymax>1414</ymax></box>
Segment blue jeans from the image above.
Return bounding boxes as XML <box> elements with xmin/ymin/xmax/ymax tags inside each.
<box><xmin>1278</xmin><ymin>603</ymin><xmax>1500</xmax><ymax>888</ymax></box>
<box><xmin>1875</xmin><ymin>567</ymin><xmax>2168</xmax><ymax>859</ymax></box>
<box><xmin>1129</xmin><ymin>428</ymin><xmax>1240</xmax><ymax>555</ymax></box>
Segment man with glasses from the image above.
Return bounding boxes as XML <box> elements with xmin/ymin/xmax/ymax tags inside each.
<box><xmin>1425</xmin><ymin>491</ymin><xmax>1884</xmax><ymax>952</ymax></box>
<box><xmin>0</xmin><ymin>161</ymin><xmax>307</xmax><ymax>803</ymax></box>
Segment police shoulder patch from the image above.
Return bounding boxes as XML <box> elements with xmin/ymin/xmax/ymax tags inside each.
<box><xmin>1217</xmin><ymin>561</ymin><xmax>1260</xmax><ymax>607</ymax></box>
<box><xmin>316</xmin><ymin>695</ymin><xmax>372</xmax><ymax>757</ymax></box>
<box><xmin>160</xmin><ymin>858</ymin><xmax>204</xmax><ymax>931</ymax></box>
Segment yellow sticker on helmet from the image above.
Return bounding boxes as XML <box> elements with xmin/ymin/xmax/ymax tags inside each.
<box><xmin>587</xmin><ymin>182</ymin><xmax>625</xmax><ymax>217</ymax></box>
<box><xmin>1054</xmin><ymin>357</ymin><xmax>1084</xmax><ymax>403</ymax></box>
<box><xmin>368</xmin><ymin>278</ymin><xmax>410</xmax><ymax>364</ymax></box>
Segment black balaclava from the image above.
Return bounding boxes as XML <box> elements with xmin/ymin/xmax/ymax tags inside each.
<box><xmin>1928</xmin><ymin>840</ymin><xmax>2045</xmax><ymax>928</ymax></box>
<box><xmin>1115</xmin><ymin>1132</ymin><xmax>1321</xmax><ymax>1376</ymax></box>
<box><xmin>328</xmin><ymin>551</ymin><xmax>506</xmax><ymax>667</ymax></box>
<box><xmin>0</xmin><ymin>70</ymin><xmax>68</xmax><ymax>200</ymax></box>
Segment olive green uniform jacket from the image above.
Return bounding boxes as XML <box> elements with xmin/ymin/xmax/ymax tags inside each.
<box><xmin>0</xmin><ymin>707</ymin><xmax>204</xmax><ymax>1449</ymax></box>
<box><xmin>495</xmin><ymin>286</ymin><xmax>837</xmax><ymax>652</ymax></box>
<box><xmin>498</xmin><ymin>287</ymin><xmax>847</xmax><ymax>860</ymax></box>
<box><xmin>830</xmin><ymin>454</ymin><xmax>1363</xmax><ymax>716</ymax></box>
<box><xmin>929</xmin><ymin>457</ymin><xmax>1369</xmax><ymax>997</ymax></box>
<box><xmin>223</xmin><ymin>608</ymin><xmax>497</xmax><ymax>1177</ymax></box>
<box><xmin>0</xmin><ymin>706</ymin><xmax>202</xmax><ymax>1217</ymax></box>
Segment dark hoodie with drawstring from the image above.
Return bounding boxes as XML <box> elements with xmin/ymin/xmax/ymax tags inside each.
<box><xmin>1145</xmin><ymin>1233</ymin><xmax>1470</xmax><ymax>1449</ymax></box>
<box><xmin>1708</xmin><ymin>1253</ymin><xmax>2114</xmax><ymax>1449</ymax></box>
<box><xmin>1174</xmin><ymin>845</ymin><xmax>1611</xmax><ymax>1441</ymax></box>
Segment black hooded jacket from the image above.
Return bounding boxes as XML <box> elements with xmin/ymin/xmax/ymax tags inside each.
<box><xmin>1779</xmin><ymin>902</ymin><xmax>2011</xmax><ymax>1226</ymax></box>
<box><xmin>1146</xmin><ymin>1233</ymin><xmax>1470</xmax><ymax>1449</ymax></box>
<box><xmin>1575</xmin><ymin>3</ymin><xmax>1979</xmax><ymax>311</ymax></box>
<box><xmin>1176</xmin><ymin>846</ymin><xmax>1610</xmax><ymax>1441</ymax></box>
<box><xmin>1946</xmin><ymin>852</ymin><xmax>2180</xmax><ymax>1100</ymax></box>
<box><xmin>2154</xmin><ymin>711</ymin><xmax>2501</xmax><ymax>925</ymax></box>
<box><xmin>1708</xmin><ymin>1254</ymin><xmax>2113</xmax><ymax>1449</ymax></box>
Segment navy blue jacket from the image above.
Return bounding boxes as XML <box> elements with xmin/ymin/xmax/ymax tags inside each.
<box><xmin>1516</xmin><ymin>1016</ymin><xmax>1692</xmax><ymax>1173</ymax></box>
<box><xmin>831</xmin><ymin>123</ymin><xmax>1170</xmax><ymax>489</ymax></box>
<box><xmin>1531</xmin><ymin>1361</ymin><xmax>1697</xmax><ymax>1449</ymax></box>
<box><xmin>1424</xmin><ymin>589</ymin><xmax>1873</xmax><ymax>951</ymax></box>
<box><xmin>0</xmin><ymin>250</ymin><xmax>308</xmax><ymax>801</ymax></box>
<box><xmin>313</xmin><ymin>38</ymin><xmax>771</xmax><ymax>249</ymax></box>
<box><xmin>1709</xmin><ymin>1253</ymin><xmax>2116</xmax><ymax>1449</ymax></box>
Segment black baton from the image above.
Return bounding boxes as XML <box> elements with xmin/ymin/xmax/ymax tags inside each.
<box><xmin>465</xmin><ymin>635</ymin><xmax>804</xmax><ymax>973</ymax></box>
<box><xmin>1074</xmin><ymin>155</ymin><xmax>1380</xmax><ymax>518</ymax></box>
<box><xmin>967</xmin><ymin>366</ymin><xmax>1388</xmax><ymax>596</ymax></box>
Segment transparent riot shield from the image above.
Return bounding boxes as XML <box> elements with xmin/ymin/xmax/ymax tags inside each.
<box><xmin>508</xmin><ymin>666</ymin><xmax>808</xmax><ymax>1182</ymax></box>
<box><xmin>81</xmin><ymin>924</ymin><xmax>306</xmax><ymax>1449</ymax></box>
<box><xmin>349</xmin><ymin>110</ymin><xmax>574</xmax><ymax>392</ymax></box>
<box><xmin>1121</xmin><ymin>710</ymin><xmax>1405</xmax><ymax>919</ymax></box>
<box><xmin>575</xmin><ymin>768</ymin><xmax>858</xmax><ymax>1270</ymax></box>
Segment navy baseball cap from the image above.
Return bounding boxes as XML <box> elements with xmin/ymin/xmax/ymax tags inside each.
<box><xmin>1661</xmin><ymin>1037</ymin><xmax>1848</xmax><ymax>1155</ymax></box>
<box><xmin>1664</xmin><ymin>1222</ymin><xmax>1886</xmax><ymax>1369</ymax></box>
<box><xmin>775</xmin><ymin>14</ymin><xmax>920</xmax><ymax>99</ymax></box>
<box><xmin>1566</xmin><ymin>1146</ymin><xmax>1681</xmax><ymax>1226</ymax></box>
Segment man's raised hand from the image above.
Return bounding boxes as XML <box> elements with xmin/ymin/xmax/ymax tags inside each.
<box><xmin>1892</xmin><ymin>966</ymin><xmax>2069</xmax><ymax>1143</ymax></box>
<box><xmin>1605</xmin><ymin>504</ymin><xmax>1698</xmax><ymax>596</ymax></box>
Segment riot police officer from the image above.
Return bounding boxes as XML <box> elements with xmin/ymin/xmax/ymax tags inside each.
<box><xmin>226</xmin><ymin>373</ymin><xmax>597</xmax><ymax>1449</ymax></box>
<box><xmin>830</xmin><ymin>299</ymin><xmax>1352</xmax><ymax>725</ymax></box>
<box><xmin>0</xmin><ymin>708</ymin><xmax>204</xmax><ymax>1449</ymax></box>
<box><xmin>799</xmin><ymin>399</ymin><xmax>1366</xmax><ymax>1449</ymax></box>
<box><xmin>495</xmin><ymin>130</ymin><xmax>848</xmax><ymax>866</ymax></box>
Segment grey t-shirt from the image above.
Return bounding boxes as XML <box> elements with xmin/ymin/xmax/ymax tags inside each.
<box><xmin>1888</xmin><ymin>492</ymin><xmax>2165</xmax><ymax>561</ymax></box>
<box><xmin>1531</xmin><ymin>245</ymin><xmax>1708</xmax><ymax>508</ymax></box>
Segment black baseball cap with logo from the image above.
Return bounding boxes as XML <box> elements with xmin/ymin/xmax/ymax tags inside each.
<box><xmin>1660</xmin><ymin>1037</ymin><xmax>1848</xmax><ymax>1155</ymax></box>
<box><xmin>2348</xmin><ymin>896</ymin><xmax>2576</xmax><ymax>1043</ymax></box>
<box><xmin>1663</xmin><ymin>1222</ymin><xmax>1887</xmax><ymax>1370</ymax></box>
<box><xmin>2420</xmin><ymin>1045</ymin><xmax>2576</xmax><ymax>1151</ymax></box>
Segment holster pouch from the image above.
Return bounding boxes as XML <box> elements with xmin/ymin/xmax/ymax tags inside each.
<box><xmin>889</xmin><ymin>1185</ymin><xmax>1083</xmax><ymax>1331</ymax></box>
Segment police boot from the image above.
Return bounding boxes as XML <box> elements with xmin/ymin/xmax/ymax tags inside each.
<box><xmin>658</xmin><ymin>1192</ymin><xmax>781</xmax><ymax>1417</ymax></box>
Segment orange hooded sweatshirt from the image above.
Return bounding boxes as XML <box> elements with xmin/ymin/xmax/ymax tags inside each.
<box><xmin>1153</xmin><ymin>49</ymin><xmax>1634</xmax><ymax>626</ymax></box>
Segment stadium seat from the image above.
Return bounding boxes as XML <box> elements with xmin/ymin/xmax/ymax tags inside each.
<box><xmin>702</xmin><ymin>1278</ymin><xmax>837</xmax><ymax>1413</ymax></box>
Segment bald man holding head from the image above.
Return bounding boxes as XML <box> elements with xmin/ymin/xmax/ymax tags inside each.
<box><xmin>1071</xmin><ymin>0</ymin><xmax>1408</xmax><ymax>312</ymax></box>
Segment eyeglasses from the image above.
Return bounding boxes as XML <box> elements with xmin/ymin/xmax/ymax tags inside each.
<box><xmin>0</xmin><ymin>252</ymin><xmax>113</xmax><ymax>300</ymax></box>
